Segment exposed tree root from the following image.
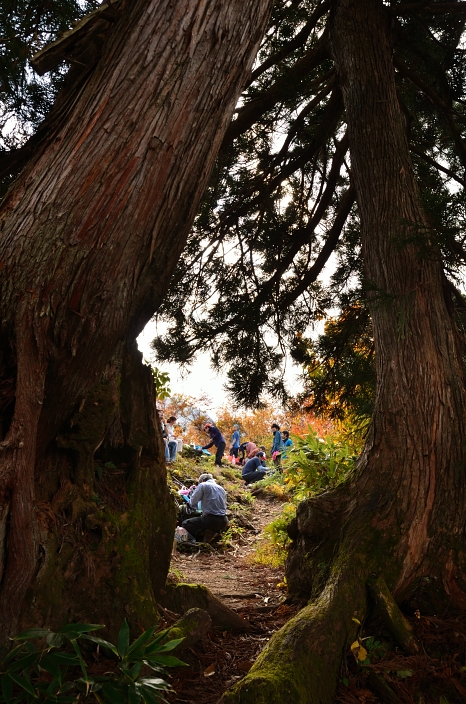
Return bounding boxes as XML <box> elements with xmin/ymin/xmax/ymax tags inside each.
<box><xmin>221</xmin><ymin>547</ymin><xmax>371</xmax><ymax>704</ymax></box>
<box><xmin>159</xmin><ymin>583</ymin><xmax>252</xmax><ymax>633</ymax></box>
<box><xmin>367</xmin><ymin>575</ymin><xmax>419</xmax><ymax>655</ymax></box>
<box><xmin>161</xmin><ymin>607</ymin><xmax>212</xmax><ymax>652</ymax></box>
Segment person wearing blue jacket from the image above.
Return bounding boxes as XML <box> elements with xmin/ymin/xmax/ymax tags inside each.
<box><xmin>271</xmin><ymin>423</ymin><xmax>285</xmax><ymax>467</ymax></box>
<box><xmin>281</xmin><ymin>430</ymin><xmax>293</xmax><ymax>459</ymax></box>
<box><xmin>242</xmin><ymin>452</ymin><xmax>267</xmax><ymax>485</ymax></box>
<box><xmin>230</xmin><ymin>423</ymin><xmax>240</xmax><ymax>461</ymax></box>
<box><xmin>202</xmin><ymin>423</ymin><xmax>226</xmax><ymax>467</ymax></box>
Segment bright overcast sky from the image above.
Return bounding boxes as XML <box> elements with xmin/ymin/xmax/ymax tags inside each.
<box><xmin>137</xmin><ymin>319</ymin><xmax>303</xmax><ymax>419</ymax></box>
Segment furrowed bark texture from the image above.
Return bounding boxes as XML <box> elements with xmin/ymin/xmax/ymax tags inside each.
<box><xmin>224</xmin><ymin>0</ymin><xmax>466</xmax><ymax>702</ymax></box>
<box><xmin>0</xmin><ymin>0</ymin><xmax>273</xmax><ymax>639</ymax></box>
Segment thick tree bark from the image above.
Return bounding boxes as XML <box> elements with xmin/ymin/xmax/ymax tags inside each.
<box><xmin>0</xmin><ymin>0</ymin><xmax>273</xmax><ymax>640</ymax></box>
<box><xmin>223</xmin><ymin>0</ymin><xmax>466</xmax><ymax>702</ymax></box>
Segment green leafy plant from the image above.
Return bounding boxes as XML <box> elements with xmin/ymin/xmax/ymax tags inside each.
<box><xmin>249</xmin><ymin>503</ymin><xmax>296</xmax><ymax>568</ymax></box>
<box><xmin>150</xmin><ymin>367</ymin><xmax>171</xmax><ymax>401</ymax></box>
<box><xmin>219</xmin><ymin>521</ymin><xmax>246</xmax><ymax>549</ymax></box>
<box><xmin>283</xmin><ymin>428</ymin><xmax>358</xmax><ymax>499</ymax></box>
<box><xmin>0</xmin><ymin>621</ymin><xmax>185</xmax><ymax>703</ymax></box>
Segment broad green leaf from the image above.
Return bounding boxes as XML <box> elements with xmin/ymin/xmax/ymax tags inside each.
<box><xmin>58</xmin><ymin>623</ymin><xmax>103</xmax><ymax>636</ymax></box>
<box><xmin>2</xmin><ymin>643</ymin><xmax>25</xmax><ymax>663</ymax></box>
<box><xmin>146</xmin><ymin>655</ymin><xmax>187</xmax><ymax>668</ymax></box>
<box><xmin>138</xmin><ymin>677</ymin><xmax>170</xmax><ymax>689</ymax></box>
<box><xmin>70</xmin><ymin>640</ymin><xmax>88</xmax><ymax>681</ymax></box>
<box><xmin>101</xmin><ymin>681</ymin><xmax>127</xmax><ymax>704</ymax></box>
<box><xmin>6</xmin><ymin>652</ymin><xmax>40</xmax><ymax>673</ymax></box>
<box><xmin>49</xmin><ymin>653</ymin><xmax>79</xmax><ymax>665</ymax></box>
<box><xmin>39</xmin><ymin>654</ymin><xmax>63</xmax><ymax>682</ymax></box>
<box><xmin>118</xmin><ymin>621</ymin><xmax>130</xmax><ymax>658</ymax></box>
<box><xmin>75</xmin><ymin>677</ymin><xmax>102</xmax><ymax>693</ymax></box>
<box><xmin>14</xmin><ymin>628</ymin><xmax>51</xmax><ymax>641</ymax></box>
<box><xmin>126</xmin><ymin>628</ymin><xmax>155</xmax><ymax>657</ymax></box>
<box><xmin>8</xmin><ymin>672</ymin><xmax>36</xmax><ymax>697</ymax></box>
<box><xmin>128</xmin><ymin>662</ymin><xmax>143</xmax><ymax>681</ymax></box>
<box><xmin>144</xmin><ymin>638</ymin><xmax>183</xmax><ymax>655</ymax></box>
<box><xmin>46</xmin><ymin>633</ymin><xmax>64</xmax><ymax>648</ymax></box>
<box><xmin>128</xmin><ymin>683</ymin><xmax>141</xmax><ymax>704</ymax></box>
<box><xmin>58</xmin><ymin>682</ymin><xmax>76</xmax><ymax>693</ymax></box>
<box><xmin>138</xmin><ymin>686</ymin><xmax>161</xmax><ymax>704</ymax></box>
<box><xmin>42</xmin><ymin>676</ymin><xmax>60</xmax><ymax>695</ymax></box>
<box><xmin>1</xmin><ymin>674</ymin><xmax>13</xmax><ymax>704</ymax></box>
<box><xmin>146</xmin><ymin>630</ymin><xmax>169</xmax><ymax>645</ymax></box>
<box><xmin>81</xmin><ymin>635</ymin><xmax>118</xmax><ymax>656</ymax></box>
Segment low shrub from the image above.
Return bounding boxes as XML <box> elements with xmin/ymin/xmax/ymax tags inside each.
<box><xmin>0</xmin><ymin>621</ymin><xmax>185</xmax><ymax>703</ymax></box>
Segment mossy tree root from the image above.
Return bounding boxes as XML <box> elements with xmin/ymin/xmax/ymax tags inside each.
<box><xmin>221</xmin><ymin>551</ymin><xmax>371</xmax><ymax>704</ymax></box>
<box><xmin>367</xmin><ymin>575</ymin><xmax>419</xmax><ymax>655</ymax></box>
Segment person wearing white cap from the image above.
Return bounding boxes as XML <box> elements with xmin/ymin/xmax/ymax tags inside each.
<box><xmin>181</xmin><ymin>473</ymin><xmax>228</xmax><ymax>541</ymax></box>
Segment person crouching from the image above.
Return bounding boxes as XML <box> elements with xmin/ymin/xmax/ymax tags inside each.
<box><xmin>242</xmin><ymin>452</ymin><xmax>267</xmax><ymax>485</ymax></box>
<box><xmin>182</xmin><ymin>473</ymin><xmax>229</xmax><ymax>541</ymax></box>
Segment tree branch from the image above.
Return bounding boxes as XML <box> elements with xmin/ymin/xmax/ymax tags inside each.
<box><xmin>220</xmin><ymin>88</ymin><xmax>344</xmax><ymax>227</ymax></box>
<box><xmin>410</xmin><ymin>144</ymin><xmax>466</xmax><ymax>185</ymax></box>
<box><xmin>392</xmin><ymin>2</ymin><xmax>466</xmax><ymax>15</ymax></box>
<box><xmin>221</xmin><ymin>31</ymin><xmax>330</xmax><ymax>148</ymax></box>
<box><xmin>394</xmin><ymin>55</ymin><xmax>466</xmax><ymax>170</ymax></box>
<box><xmin>279</xmin><ymin>185</ymin><xmax>355</xmax><ymax>308</ymax></box>
<box><xmin>247</xmin><ymin>0</ymin><xmax>331</xmax><ymax>87</ymax></box>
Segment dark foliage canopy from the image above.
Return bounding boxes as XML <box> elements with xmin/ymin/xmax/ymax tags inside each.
<box><xmin>151</xmin><ymin>0</ymin><xmax>466</xmax><ymax>409</ymax></box>
<box><xmin>3</xmin><ymin>0</ymin><xmax>466</xmax><ymax>410</ymax></box>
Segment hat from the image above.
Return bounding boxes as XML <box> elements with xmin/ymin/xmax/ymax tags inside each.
<box><xmin>233</xmin><ymin>423</ymin><xmax>239</xmax><ymax>429</ymax></box>
<box><xmin>198</xmin><ymin>473</ymin><xmax>213</xmax><ymax>483</ymax></box>
<box><xmin>257</xmin><ymin>451</ymin><xmax>265</xmax><ymax>458</ymax></box>
<box><xmin>203</xmin><ymin>423</ymin><xmax>212</xmax><ymax>431</ymax></box>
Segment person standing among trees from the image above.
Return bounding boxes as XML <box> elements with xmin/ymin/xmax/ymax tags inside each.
<box><xmin>230</xmin><ymin>423</ymin><xmax>241</xmax><ymax>463</ymax></box>
<box><xmin>164</xmin><ymin>416</ymin><xmax>178</xmax><ymax>463</ymax></box>
<box><xmin>271</xmin><ymin>423</ymin><xmax>284</xmax><ymax>468</ymax></box>
<box><xmin>202</xmin><ymin>423</ymin><xmax>226</xmax><ymax>467</ymax></box>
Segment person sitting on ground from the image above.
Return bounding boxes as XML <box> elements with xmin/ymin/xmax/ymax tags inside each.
<box><xmin>242</xmin><ymin>452</ymin><xmax>267</xmax><ymax>485</ymax></box>
<box><xmin>230</xmin><ymin>423</ymin><xmax>241</xmax><ymax>463</ymax></box>
<box><xmin>202</xmin><ymin>423</ymin><xmax>226</xmax><ymax>467</ymax></box>
<box><xmin>281</xmin><ymin>430</ymin><xmax>293</xmax><ymax>459</ymax></box>
<box><xmin>181</xmin><ymin>473</ymin><xmax>229</xmax><ymax>541</ymax></box>
<box><xmin>271</xmin><ymin>422</ymin><xmax>285</xmax><ymax>467</ymax></box>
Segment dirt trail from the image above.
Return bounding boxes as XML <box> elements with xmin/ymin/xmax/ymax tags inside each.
<box><xmin>166</xmin><ymin>494</ymin><xmax>299</xmax><ymax>703</ymax></box>
<box><xmin>170</xmin><ymin>495</ymin><xmax>286</xmax><ymax>609</ymax></box>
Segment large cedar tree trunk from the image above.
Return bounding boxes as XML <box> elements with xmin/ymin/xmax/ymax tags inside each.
<box><xmin>223</xmin><ymin>1</ymin><xmax>466</xmax><ymax>702</ymax></box>
<box><xmin>0</xmin><ymin>0</ymin><xmax>273</xmax><ymax>641</ymax></box>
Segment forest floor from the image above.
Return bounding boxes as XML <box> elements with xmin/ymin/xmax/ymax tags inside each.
<box><xmin>163</xmin><ymin>459</ymin><xmax>466</xmax><ymax>704</ymax></box>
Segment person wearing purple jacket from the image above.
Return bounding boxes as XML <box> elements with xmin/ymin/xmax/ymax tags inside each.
<box><xmin>202</xmin><ymin>423</ymin><xmax>226</xmax><ymax>467</ymax></box>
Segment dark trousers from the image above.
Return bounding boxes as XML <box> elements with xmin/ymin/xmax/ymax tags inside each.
<box><xmin>182</xmin><ymin>513</ymin><xmax>229</xmax><ymax>541</ymax></box>
<box><xmin>243</xmin><ymin>470</ymin><xmax>266</xmax><ymax>485</ymax></box>
<box><xmin>215</xmin><ymin>441</ymin><xmax>226</xmax><ymax>466</ymax></box>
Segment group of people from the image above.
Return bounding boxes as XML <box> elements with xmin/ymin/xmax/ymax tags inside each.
<box><xmin>177</xmin><ymin>422</ymin><xmax>294</xmax><ymax>544</ymax></box>
<box><xmin>201</xmin><ymin>421</ymin><xmax>293</xmax><ymax>484</ymax></box>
